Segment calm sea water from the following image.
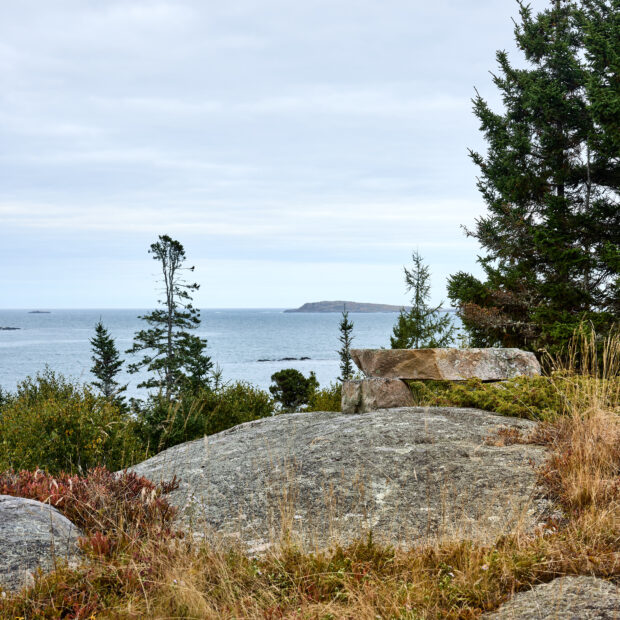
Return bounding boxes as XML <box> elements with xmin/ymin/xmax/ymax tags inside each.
<box><xmin>0</xmin><ymin>309</ymin><xmax>432</xmax><ymax>397</ymax></box>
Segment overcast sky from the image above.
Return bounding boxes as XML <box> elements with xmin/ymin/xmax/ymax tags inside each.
<box><xmin>1</xmin><ymin>0</ymin><xmax>549</xmax><ymax>309</ymax></box>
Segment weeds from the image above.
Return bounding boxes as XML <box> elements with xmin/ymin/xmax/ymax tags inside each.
<box><xmin>0</xmin><ymin>467</ymin><xmax>179</xmax><ymax>553</ymax></box>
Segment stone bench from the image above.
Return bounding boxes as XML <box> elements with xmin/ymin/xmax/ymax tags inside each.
<box><xmin>342</xmin><ymin>348</ymin><xmax>541</xmax><ymax>414</ymax></box>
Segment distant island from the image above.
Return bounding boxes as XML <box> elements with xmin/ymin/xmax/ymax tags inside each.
<box><xmin>28</xmin><ymin>311</ymin><xmax>51</xmax><ymax>314</ymax></box>
<box><xmin>0</xmin><ymin>327</ymin><xmax>21</xmax><ymax>331</ymax></box>
<box><xmin>285</xmin><ymin>301</ymin><xmax>408</xmax><ymax>313</ymax></box>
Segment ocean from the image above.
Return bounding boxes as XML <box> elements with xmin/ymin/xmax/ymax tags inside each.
<box><xmin>0</xmin><ymin>308</ymin><xmax>435</xmax><ymax>397</ymax></box>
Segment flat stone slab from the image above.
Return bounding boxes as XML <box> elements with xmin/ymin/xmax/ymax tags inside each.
<box><xmin>351</xmin><ymin>348</ymin><xmax>541</xmax><ymax>381</ymax></box>
<box><xmin>130</xmin><ymin>407</ymin><xmax>548</xmax><ymax>550</ymax></box>
<box><xmin>485</xmin><ymin>576</ymin><xmax>620</xmax><ymax>619</ymax></box>
<box><xmin>0</xmin><ymin>495</ymin><xmax>81</xmax><ymax>593</ymax></box>
<box><xmin>342</xmin><ymin>378</ymin><xmax>413</xmax><ymax>413</ymax></box>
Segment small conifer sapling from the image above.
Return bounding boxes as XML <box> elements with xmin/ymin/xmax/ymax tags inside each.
<box><xmin>338</xmin><ymin>307</ymin><xmax>355</xmax><ymax>381</ymax></box>
<box><xmin>391</xmin><ymin>251</ymin><xmax>455</xmax><ymax>349</ymax></box>
<box><xmin>90</xmin><ymin>320</ymin><xmax>127</xmax><ymax>405</ymax></box>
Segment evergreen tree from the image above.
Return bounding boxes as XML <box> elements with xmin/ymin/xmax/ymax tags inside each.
<box><xmin>338</xmin><ymin>306</ymin><xmax>355</xmax><ymax>381</ymax></box>
<box><xmin>127</xmin><ymin>235</ymin><xmax>212</xmax><ymax>401</ymax></box>
<box><xmin>90</xmin><ymin>320</ymin><xmax>126</xmax><ymax>405</ymax></box>
<box><xmin>448</xmin><ymin>0</ymin><xmax>619</xmax><ymax>352</ymax></box>
<box><xmin>269</xmin><ymin>369</ymin><xmax>318</xmax><ymax>411</ymax></box>
<box><xmin>390</xmin><ymin>251</ymin><xmax>455</xmax><ymax>349</ymax></box>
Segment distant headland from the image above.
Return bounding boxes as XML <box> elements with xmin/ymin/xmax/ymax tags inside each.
<box><xmin>285</xmin><ymin>301</ymin><xmax>408</xmax><ymax>313</ymax></box>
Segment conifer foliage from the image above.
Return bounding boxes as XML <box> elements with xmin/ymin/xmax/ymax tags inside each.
<box><xmin>448</xmin><ymin>0</ymin><xmax>619</xmax><ymax>352</ymax></box>
<box><xmin>90</xmin><ymin>320</ymin><xmax>126</xmax><ymax>403</ymax></box>
<box><xmin>338</xmin><ymin>307</ymin><xmax>355</xmax><ymax>381</ymax></box>
<box><xmin>127</xmin><ymin>235</ymin><xmax>212</xmax><ymax>401</ymax></box>
<box><xmin>391</xmin><ymin>251</ymin><xmax>455</xmax><ymax>349</ymax></box>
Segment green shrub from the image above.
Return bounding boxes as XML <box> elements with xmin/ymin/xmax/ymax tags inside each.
<box><xmin>0</xmin><ymin>370</ymin><xmax>144</xmax><ymax>474</ymax></box>
<box><xmin>307</xmin><ymin>382</ymin><xmax>342</xmax><ymax>412</ymax></box>
<box><xmin>269</xmin><ymin>368</ymin><xmax>319</xmax><ymax>411</ymax></box>
<box><xmin>137</xmin><ymin>381</ymin><xmax>275</xmax><ymax>453</ymax></box>
<box><xmin>407</xmin><ymin>372</ymin><xmax>620</xmax><ymax>421</ymax></box>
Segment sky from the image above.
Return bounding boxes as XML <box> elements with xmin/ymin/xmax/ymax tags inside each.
<box><xmin>0</xmin><ymin>0</ymin><xmax>550</xmax><ymax>309</ymax></box>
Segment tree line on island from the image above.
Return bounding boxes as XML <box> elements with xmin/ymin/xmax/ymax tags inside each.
<box><xmin>0</xmin><ymin>0</ymin><xmax>617</xmax><ymax>477</ymax></box>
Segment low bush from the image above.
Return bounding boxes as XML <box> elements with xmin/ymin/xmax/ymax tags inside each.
<box><xmin>307</xmin><ymin>381</ymin><xmax>342</xmax><ymax>412</ymax></box>
<box><xmin>0</xmin><ymin>467</ymin><xmax>179</xmax><ymax>551</ymax></box>
<box><xmin>137</xmin><ymin>381</ymin><xmax>275</xmax><ymax>454</ymax></box>
<box><xmin>0</xmin><ymin>370</ymin><xmax>144</xmax><ymax>474</ymax></box>
<box><xmin>407</xmin><ymin>372</ymin><xmax>620</xmax><ymax>421</ymax></box>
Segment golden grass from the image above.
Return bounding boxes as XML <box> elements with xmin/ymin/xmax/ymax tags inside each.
<box><xmin>2</xmin><ymin>330</ymin><xmax>619</xmax><ymax>619</ymax></box>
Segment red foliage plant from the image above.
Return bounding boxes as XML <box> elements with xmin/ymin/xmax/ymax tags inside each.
<box><xmin>0</xmin><ymin>467</ymin><xmax>179</xmax><ymax>553</ymax></box>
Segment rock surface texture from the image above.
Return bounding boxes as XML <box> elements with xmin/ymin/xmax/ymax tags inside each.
<box><xmin>130</xmin><ymin>407</ymin><xmax>548</xmax><ymax>549</ymax></box>
<box><xmin>341</xmin><ymin>378</ymin><xmax>413</xmax><ymax>413</ymax></box>
<box><xmin>0</xmin><ymin>495</ymin><xmax>81</xmax><ymax>593</ymax></box>
<box><xmin>485</xmin><ymin>576</ymin><xmax>620</xmax><ymax>619</ymax></box>
<box><xmin>351</xmin><ymin>348</ymin><xmax>541</xmax><ymax>381</ymax></box>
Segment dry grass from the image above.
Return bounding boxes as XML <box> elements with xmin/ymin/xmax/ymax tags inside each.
<box><xmin>2</xmin><ymin>330</ymin><xmax>619</xmax><ymax>619</ymax></box>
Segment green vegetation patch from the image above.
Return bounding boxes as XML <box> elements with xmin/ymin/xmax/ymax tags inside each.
<box><xmin>0</xmin><ymin>369</ymin><xmax>144</xmax><ymax>474</ymax></box>
<box><xmin>407</xmin><ymin>373</ymin><xmax>620</xmax><ymax>421</ymax></box>
<box><xmin>307</xmin><ymin>382</ymin><xmax>342</xmax><ymax>413</ymax></box>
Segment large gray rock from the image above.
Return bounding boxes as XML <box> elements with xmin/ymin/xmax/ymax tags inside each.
<box><xmin>0</xmin><ymin>495</ymin><xmax>81</xmax><ymax>593</ymax></box>
<box><xmin>485</xmin><ymin>576</ymin><xmax>620</xmax><ymax>619</ymax></box>
<box><xmin>342</xmin><ymin>378</ymin><xmax>414</xmax><ymax>413</ymax></box>
<box><xmin>130</xmin><ymin>407</ymin><xmax>548</xmax><ymax>550</ymax></box>
<box><xmin>351</xmin><ymin>348</ymin><xmax>541</xmax><ymax>380</ymax></box>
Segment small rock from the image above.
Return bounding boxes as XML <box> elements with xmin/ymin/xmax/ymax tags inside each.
<box><xmin>351</xmin><ymin>348</ymin><xmax>541</xmax><ymax>381</ymax></box>
<box><xmin>342</xmin><ymin>378</ymin><xmax>413</xmax><ymax>413</ymax></box>
<box><xmin>485</xmin><ymin>576</ymin><xmax>620</xmax><ymax>619</ymax></box>
<box><xmin>0</xmin><ymin>496</ymin><xmax>81</xmax><ymax>593</ymax></box>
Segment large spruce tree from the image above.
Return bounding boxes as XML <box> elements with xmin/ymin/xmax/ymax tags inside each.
<box><xmin>127</xmin><ymin>235</ymin><xmax>212</xmax><ymax>401</ymax></box>
<box><xmin>448</xmin><ymin>0</ymin><xmax>619</xmax><ymax>352</ymax></box>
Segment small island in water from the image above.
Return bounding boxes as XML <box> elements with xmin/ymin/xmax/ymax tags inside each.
<box><xmin>285</xmin><ymin>300</ymin><xmax>407</xmax><ymax>313</ymax></box>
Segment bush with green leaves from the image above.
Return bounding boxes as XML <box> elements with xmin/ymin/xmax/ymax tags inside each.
<box><xmin>306</xmin><ymin>382</ymin><xmax>342</xmax><ymax>412</ymax></box>
<box><xmin>0</xmin><ymin>370</ymin><xmax>144</xmax><ymax>474</ymax></box>
<box><xmin>137</xmin><ymin>381</ymin><xmax>275</xmax><ymax>453</ymax></box>
<box><xmin>407</xmin><ymin>372</ymin><xmax>620</xmax><ymax>421</ymax></box>
<box><xmin>269</xmin><ymin>369</ymin><xmax>319</xmax><ymax>411</ymax></box>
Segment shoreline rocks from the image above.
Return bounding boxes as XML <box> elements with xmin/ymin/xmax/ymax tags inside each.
<box><xmin>257</xmin><ymin>356</ymin><xmax>311</xmax><ymax>362</ymax></box>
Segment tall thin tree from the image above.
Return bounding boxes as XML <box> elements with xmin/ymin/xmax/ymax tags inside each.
<box><xmin>338</xmin><ymin>306</ymin><xmax>355</xmax><ymax>381</ymax></box>
<box><xmin>127</xmin><ymin>235</ymin><xmax>212</xmax><ymax>401</ymax></box>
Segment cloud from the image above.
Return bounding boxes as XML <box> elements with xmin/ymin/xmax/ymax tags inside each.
<box><xmin>2</xmin><ymin>0</ymin><xmax>538</xmax><ymax>306</ymax></box>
